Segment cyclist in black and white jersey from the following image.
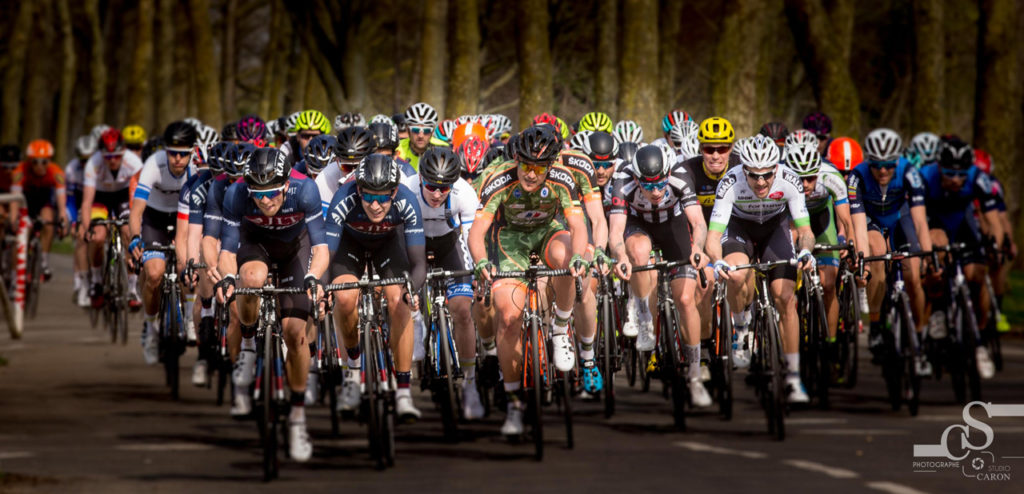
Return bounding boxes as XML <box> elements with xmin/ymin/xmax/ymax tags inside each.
<box><xmin>607</xmin><ymin>144</ymin><xmax>712</xmax><ymax>407</ymax></box>
<box><xmin>401</xmin><ymin>148</ymin><xmax>484</xmax><ymax>419</ymax></box>
<box><xmin>706</xmin><ymin>135</ymin><xmax>816</xmax><ymax>403</ymax></box>
<box><xmin>68</xmin><ymin>136</ymin><xmax>94</xmax><ymax>306</ymax></box>
<box><xmin>128</xmin><ymin>122</ymin><xmax>198</xmax><ymax>365</ymax></box>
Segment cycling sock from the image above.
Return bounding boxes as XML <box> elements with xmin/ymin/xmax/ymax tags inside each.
<box><xmin>552</xmin><ymin>306</ymin><xmax>572</xmax><ymax>333</ymax></box>
<box><xmin>184</xmin><ymin>294</ymin><xmax>196</xmax><ymax>319</ymax></box>
<box><xmin>827</xmin><ymin>335</ymin><xmax>837</xmax><ymax>344</ymax></box>
<box><xmin>481</xmin><ymin>337</ymin><xmax>497</xmax><ymax>355</ymax></box>
<box><xmin>41</xmin><ymin>252</ymin><xmax>49</xmax><ymax>267</ymax></box>
<box><xmin>579</xmin><ymin>335</ymin><xmax>595</xmax><ymax>360</ymax></box>
<box><xmin>732</xmin><ymin>310</ymin><xmax>751</xmax><ymax>328</ymax></box>
<box><xmin>290</xmin><ymin>390</ymin><xmax>305</xmax><ymax>406</ymax></box>
<box><xmin>503</xmin><ymin>381</ymin><xmax>521</xmax><ymax>394</ymax></box>
<box><xmin>241</xmin><ymin>337</ymin><xmax>256</xmax><ymax>352</ymax></box>
<box><xmin>461</xmin><ymin>362</ymin><xmax>476</xmax><ymax>381</ymax></box>
<box><xmin>785</xmin><ymin>353</ymin><xmax>800</xmax><ymax>375</ymax></box>
<box><xmin>346</xmin><ymin>346</ymin><xmax>361</xmax><ymax>361</ymax></box>
<box><xmin>240</xmin><ymin>323</ymin><xmax>257</xmax><ymax>339</ymax></box>
<box><xmin>638</xmin><ymin>296</ymin><xmax>651</xmax><ymax>316</ymax></box>
<box><xmin>128</xmin><ymin>273</ymin><xmax>138</xmax><ymax>293</ymax></box>
<box><xmin>289</xmin><ymin>392</ymin><xmax>305</xmax><ymax>423</ymax></box>
<box><xmin>685</xmin><ymin>344</ymin><xmax>701</xmax><ymax>380</ymax></box>
<box><xmin>396</xmin><ymin>371</ymin><xmax>411</xmax><ymax>389</ymax></box>
<box><xmin>90</xmin><ymin>267</ymin><xmax>102</xmax><ymax>284</ymax></box>
<box><xmin>200</xmin><ymin>297</ymin><xmax>214</xmax><ymax>318</ymax></box>
<box><xmin>345</xmin><ymin>357</ymin><xmax>359</xmax><ymax>370</ymax></box>
<box><xmin>73</xmin><ymin>271</ymin><xmax>83</xmax><ymax>290</ymax></box>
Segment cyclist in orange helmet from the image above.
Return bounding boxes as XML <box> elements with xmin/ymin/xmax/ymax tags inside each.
<box><xmin>11</xmin><ymin>139</ymin><xmax>69</xmax><ymax>280</ymax></box>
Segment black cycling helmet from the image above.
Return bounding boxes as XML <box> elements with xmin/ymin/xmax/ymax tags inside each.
<box><xmin>224</xmin><ymin>142</ymin><xmax>250</xmax><ymax>177</ymax></box>
<box><xmin>483</xmin><ymin>144</ymin><xmax>505</xmax><ymax>168</ymax></box>
<box><xmin>391</xmin><ymin>113</ymin><xmax>408</xmax><ymax>132</ymax></box>
<box><xmin>206</xmin><ymin>141</ymin><xmax>236</xmax><ymax>174</ymax></box>
<box><xmin>368</xmin><ymin>122</ymin><xmax>398</xmax><ymax>151</ymax></box>
<box><xmin>164</xmin><ymin>121</ymin><xmax>198</xmax><ymax>148</ymax></box>
<box><xmin>515</xmin><ymin>125</ymin><xmax>562</xmax><ymax>163</ymax></box>
<box><xmin>584</xmin><ymin>131</ymin><xmax>617</xmax><ymax>161</ymax></box>
<box><xmin>221</xmin><ymin>121</ymin><xmax>239</xmax><ymax>141</ymax></box>
<box><xmin>356</xmin><ymin>153</ymin><xmax>401</xmax><ymax>191</ymax></box>
<box><xmin>419</xmin><ymin>147</ymin><xmax>462</xmax><ymax>185</ymax></box>
<box><xmin>336</xmin><ymin>126</ymin><xmax>377</xmax><ymax>161</ymax></box>
<box><xmin>758</xmin><ymin>121</ymin><xmax>789</xmax><ymax>146</ymax></box>
<box><xmin>305</xmin><ymin>134</ymin><xmax>338</xmax><ymax>175</ymax></box>
<box><xmin>244</xmin><ymin>147</ymin><xmax>291</xmax><ymax>188</ymax></box>
<box><xmin>631</xmin><ymin>144</ymin><xmax>672</xmax><ymax>182</ymax></box>
<box><xmin>617</xmin><ymin>141</ymin><xmax>639</xmax><ymax>164</ymax></box>
<box><xmin>0</xmin><ymin>144</ymin><xmax>20</xmax><ymax>163</ymax></box>
<box><xmin>939</xmin><ymin>137</ymin><xmax>974</xmax><ymax>171</ymax></box>
<box><xmin>141</xmin><ymin>137</ymin><xmax>164</xmax><ymax>162</ymax></box>
<box><xmin>503</xmin><ymin>134</ymin><xmax>519</xmax><ymax>161</ymax></box>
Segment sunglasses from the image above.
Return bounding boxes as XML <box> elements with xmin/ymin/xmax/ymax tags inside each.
<box><xmin>744</xmin><ymin>168</ymin><xmax>774</xmax><ymax>182</ymax></box>
<box><xmin>799</xmin><ymin>175</ymin><xmax>818</xmax><ymax>183</ymax></box>
<box><xmin>250</xmin><ymin>185</ymin><xmax>286</xmax><ymax>200</ymax></box>
<box><xmin>410</xmin><ymin>126</ymin><xmax>434</xmax><ymax>135</ymax></box>
<box><xmin>869</xmin><ymin>160</ymin><xmax>898</xmax><ymax>170</ymax></box>
<box><xmin>639</xmin><ymin>180</ymin><xmax>668</xmax><ymax>191</ymax></box>
<box><xmin>422</xmin><ymin>181</ymin><xmax>451</xmax><ymax>193</ymax></box>
<box><xmin>702</xmin><ymin>145</ymin><xmax>731</xmax><ymax>155</ymax></box>
<box><xmin>298</xmin><ymin>132</ymin><xmax>320</xmax><ymax>140</ymax></box>
<box><xmin>519</xmin><ymin>162</ymin><xmax>550</xmax><ymax>175</ymax></box>
<box><xmin>941</xmin><ymin>168</ymin><xmax>968</xmax><ymax>178</ymax></box>
<box><xmin>166</xmin><ymin>148</ymin><xmax>191</xmax><ymax>158</ymax></box>
<box><xmin>594</xmin><ymin>160</ymin><xmax>616</xmax><ymax>169</ymax></box>
<box><xmin>126</xmin><ymin>144</ymin><xmax>143</xmax><ymax>151</ymax></box>
<box><xmin>103</xmin><ymin>152</ymin><xmax>125</xmax><ymax>160</ymax></box>
<box><xmin>360</xmin><ymin>191</ymin><xmax>393</xmax><ymax>204</ymax></box>
<box><xmin>31</xmin><ymin>159</ymin><xmax>48</xmax><ymax>166</ymax></box>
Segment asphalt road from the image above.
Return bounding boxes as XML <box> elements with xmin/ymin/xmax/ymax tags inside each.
<box><xmin>1</xmin><ymin>254</ymin><xmax>1023</xmax><ymax>493</ymax></box>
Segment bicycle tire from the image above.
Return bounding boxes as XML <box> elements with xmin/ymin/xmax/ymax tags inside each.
<box><xmin>713</xmin><ymin>296</ymin><xmax>733</xmax><ymax>420</ymax></box>
<box><xmin>881</xmin><ymin>298</ymin><xmax>904</xmax><ymax>412</ymax></box>
<box><xmin>322</xmin><ymin>317</ymin><xmax>342</xmax><ymax>436</ymax></box>
<box><xmin>162</xmin><ymin>285</ymin><xmax>182</xmax><ymax>401</ymax></box>
<box><xmin>26</xmin><ymin>240</ymin><xmax>40</xmax><ymax>319</ymax></box>
<box><xmin>527</xmin><ymin>312</ymin><xmax>544</xmax><ymax>461</ymax></box>
<box><xmin>600</xmin><ymin>291</ymin><xmax>616</xmax><ymax>418</ymax></box>
<box><xmin>363</xmin><ymin>323</ymin><xmax>383</xmax><ymax>469</ymax></box>
<box><xmin>662</xmin><ymin>305</ymin><xmax>687</xmax><ymax>431</ymax></box>
<box><xmin>958</xmin><ymin>290</ymin><xmax>982</xmax><ymax>402</ymax></box>
<box><xmin>812</xmin><ymin>288</ymin><xmax>831</xmax><ymax>409</ymax></box>
<box><xmin>107</xmin><ymin>260</ymin><xmax>122</xmax><ymax>345</ymax></box>
<box><xmin>117</xmin><ymin>262</ymin><xmax>129</xmax><ymax>345</ymax></box>
<box><xmin>560</xmin><ymin>370</ymin><xmax>574</xmax><ymax>449</ymax></box>
<box><xmin>765</xmin><ymin>309</ymin><xmax>786</xmax><ymax>441</ymax></box>
<box><xmin>983</xmin><ymin>279</ymin><xmax>1003</xmax><ymax>371</ymax></box>
<box><xmin>948</xmin><ymin>294</ymin><xmax>969</xmax><ymax>404</ymax></box>
<box><xmin>838</xmin><ymin>274</ymin><xmax>860</xmax><ymax>388</ymax></box>
<box><xmin>640</xmin><ymin>351</ymin><xmax>651</xmax><ymax>392</ymax></box>
<box><xmin>898</xmin><ymin>294</ymin><xmax>920</xmax><ymax>417</ymax></box>
<box><xmin>438</xmin><ymin>309</ymin><xmax>460</xmax><ymax>441</ymax></box>
<box><xmin>260</xmin><ymin>323</ymin><xmax>279</xmax><ymax>481</ymax></box>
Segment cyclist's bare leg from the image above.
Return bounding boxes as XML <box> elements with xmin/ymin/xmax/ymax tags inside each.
<box><xmin>543</xmin><ymin>233</ymin><xmax>575</xmax><ymax>313</ymax></box>
<box><xmin>574</xmin><ymin>273</ymin><xmax>598</xmax><ymax>347</ymax></box>
<box><xmin>964</xmin><ymin>262</ymin><xmax>990</xmax><ymax>328</ymax></box>
<box><xmin>820</xmin><ymin>266</ymin><xmax>839</xmax><ymax>339</ymax></box>
<box><xmin>865</xmin><ymin>230</ymin><xmax>888</xmax><ymax>320</ymax></box>
<box><xmin>282</xmin><ymin>316</ymin><xmax>311</xmax><ymax>393</ymax></box>
<box><xmin>723</xmin><ymin>252</ymin><xmax>753</xmax><ymax>311</ymax></box>
<box><xmin>142</xmin><ymin>257</ymin><xmax>165</xmax><ymax>316</ymax></box>
<box><xmin>236</xmin><ymin>260</ymin><xmax>268</xmax><ymax>325</ymax></box>
<box><xmin>902</xmin><ymin>256</ymin><xmax>924</xmax><ymax>330</ymax></box>
<box><xmin>330</xmin><ymin>274</ymin><xmax>361</xmax><ymax>351</ymax></box>
<box><xmin>450</xmin><ymin>295</ymin><xmax>476</xmax><ymax>366</ymax></box>
<box><xmin>494</xmin><ymin>280</ymin><xmax>527</xmax><ymax>385</ymax></box>
<box><xmin>770</xmin><ymin>278</ymin><xmax>799</xmax><ymax>354</ymax></box>
<box><xmin>696</xmin><ymin>266</ymin><xmax>714</xmax><ymax>339</ymax></box>
<box><xmin>672</xmin><ymin>277</ymin><xmax>701</xmax><ymax>345</ymax></box>
<box><xmin>38</xmin><ymin>206</ymin><xmax>55</xmax><ymax>255</ymax></box>
<box><xmin>228</xmin><ymin>303</ymin><xmax>241</xmax><ymax>361</ymax></box>
<box><xmin>384</xmin><ymin>283</ymin><xmax>413</xmax><ymax>374</ymax></box>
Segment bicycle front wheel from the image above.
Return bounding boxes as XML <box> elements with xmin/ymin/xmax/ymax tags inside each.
<box><xmin>600</xmin><ymin>293</ymin><xmax>616</xmax><ymax>418</ymax></box>
<box><xmin>438</xmin><ymin>310</ymin><xmax>460</xmax><ymax>442</ymax></box>
<box><xmin>527</xmin><ymin>315</ymin><xmax>544</xmax><ymax>461</ymax></box>
<box><xmin>712</xmin><ymin>296</ymin><xmax>733</xmax><ymax>420</ymax></box>
<box><xmin>764</xmin><ymin>309</ymin><xmax>786</xmax><ymax>441</ymax></box>
<box><xmin>260</xmin><ymin>330</ymin><xmax>279</xmax><ymax>481</ymax></box>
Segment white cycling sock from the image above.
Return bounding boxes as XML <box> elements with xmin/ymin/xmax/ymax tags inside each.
<box><xmin>579</xmin><ymin>334</ymin><xmax>595</xmax><ymax>360</ymax></box>
<box><xmin>552</xmin><ymin>306</ymin><xmax>572</xmax><ymax>334</ymax></box>
<box><xmin>461</xmin><ymin>362</ymin><xmax>476</xmax><ymax>381</ymax></box>
<box><xmin>91</xmin><ymin>267</ymin><xmax>102</xmax><ymax>284</ymax></box>
<box><xmin>241</xmin><ymin>337</ymin><xmax>256</xmax><ymax>352</ymax></box>
<box><xmin>785</xmin><ymin>353</ymin><xmax>800</xmax><ymax>375</ymax></box>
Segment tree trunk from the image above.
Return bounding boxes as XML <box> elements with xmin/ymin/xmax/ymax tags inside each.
<box><xmin>221</xmin><ymin>0</ymin><xmax>238</xmax><ymax>120</ymax></box>
<box><xmin>824</xmin><ymin>0</ymin><xmax>854</xmax><ymax>63</ymax></box>
<box><xmin>56</xmin><ymin>0</ymin><xmax>76</xmax><ymax>164</ymax></box>
<box><xmin>155</xmin><ymin>0</ymin><xmax>178</xmax><ymax>123</ymax></box>
<box><xmin>418</xmin><ymin>0</ymin><xmax>448</xmax><ymax>114</ymax></box>
<box><xmin>446</xmin><ymin>0</ymin><xmax>481</xmax><ymax>118</ymax></box>
<box><xmin>619</xmin><ymin>0</ymin><xmax>660</xmax><ymax>135</ymax></box>
<box><xmin>516</xmin><ymin>0</ymin><xmax>553</xmax><ymax>129</ymax></box>
<box><xmin>287</xmin><ymin>46</ymin><xmax>310</xmax><ymax>113</ymax></box>
<box><xmin>284</xmin><ymin>2</ymin><xmax>349</xmax><ymax>114</ymax></box>
<box><xmin>0</xmin><ymin>1</ymin><xmax>32</xmax><ymax>144</ymax></box>
<box><xmin>784</xmin><ymin>0</ymin><xmax>862</xmax><ymax>137</ymax></box>
<box><xmin>304</xmin><ymin>66</ymin><xmax>330</xmax><ymax>113</ymax></box>
<box><xmin>710</xmin><ymin>0</ymin><xmax>767</xmax><ymax>136</ymax></box>
<box><xmin>658</xmin><ymin>0</ymin><xmax>682</xmax><ymax>113</ymax></box>
<box><xmin>594</xmin><ymin>0</ymin><xmax>618</xmax><ymax>116</ymax></box>
<box><xmin>126</xmin><ymin>0</ymin><xmax>155</xmax><ymax>128</ymax></box>
<box><xmin>911</xmin><ymin>0</ymin><xmax>945</xmax><ymax>132</ymax></box>
<box><xmin>973</xmin><ymin>0</ymin><xmax>1022</xmax><ymax>239</ymax></box>
<box><xmin>188</xmin><ymin>0</ymin><xmax>223</xmax><ymax>125</ymax></box>
<box><xmin>23</xmin><ymin>2</ymin><xmax>55</xmax><ymax>144</ymax></box>
<box><xmin>259</xmin><ymin>0</ymin><xmax>282</xmax><ymax>119</ymax></box>
<box><xmin>84</xmin><ymin>0</ymin><xmax>107</xmax><ymax>128</ymax></box>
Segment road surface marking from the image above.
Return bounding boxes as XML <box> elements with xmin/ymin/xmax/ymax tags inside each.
<box><xmin>116</xmin><ymin>443</ymin><xmax>213</xmax><ymax>452</ymax></box>
<box><xmin>864</xmin><ymin>481</ymin><xmax>931</xmax><ymax>494</ymax></box>
<box><xmin>674</xmin><ymin>441</ymin><xmax>767</xmax><ymax>459</ymax></box>
<box><xmin>782</xmin><ymin>459</ymin><xmax>859</xmax><ymax>478</ymax></box>
<box><xmin>0</xmin><ymin>451</ymin><xmax>34</xmax><ymax>459</ymax></box>
<box><xmin>784</xmin><ymin>417</ymin><xmax>848</xmax><ymax>425</ymax></box>
<box><xmin>797</xmin><ymin>429</ymin><xmax>908</xmax><ymax>436</ymax></box>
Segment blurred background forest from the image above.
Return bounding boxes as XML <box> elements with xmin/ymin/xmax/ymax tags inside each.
<box><xmin>0</xmin><ymin>0</ymin><xmax>1022</xmax><ymax>243</ymax></box>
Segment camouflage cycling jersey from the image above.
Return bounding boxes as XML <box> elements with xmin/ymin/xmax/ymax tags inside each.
<box><xmin>557</xmin><ymin>149</ymin><xmax>601</xmax><ymax>203</ymax></box>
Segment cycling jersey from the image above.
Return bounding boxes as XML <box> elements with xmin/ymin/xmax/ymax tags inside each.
<box><xmin>846</xmin><ymin>158</ymin><xmax>925</xmax><ymax>229</ymax></box>
<box><xmin>403</xmin><ymin>175</ymin><xmax>479</xmax><ymax>298</ymax></box>
<box><xmin>201</xmin><ymin>174</ymin><xmax>239</xmax><ymax>239</ymax></box>
<box><xmin>396</xmin><ymin>139</ymin><xmax>423</xmax><ymax>170</ymax></box>
<box><xmin>919</xmin><ymin>164</ymin><xmax>998</xmax><ymax>236</ymax></box>
<box><xmin>65</xmin><ymin>158</ymin><xmax>83</xmax><ymax>220</ymax></box>
<box><xmin>476</xmin><ymin>162</ymin><xmax>582</xmax><ymax>230</ymax></box>
<box><xmin>220</xmin><ymin>176</ymin><xmax>326</xmax><ymax>254</ymax></box>
<box><xmin>990</xmin><ymin>176</ymin><xmax>1007</xmax><ymax>212</ymax></box>
<box><xmin>609</xmin><ymin>162</ymin><xmax>698</xmax><ymax>223</ymax></box>
<box><xmin>709</xmin><ymin>165</ymin><xmax>809</xmax><ymax>232</ymax></box>
<box><xmin>314</xmin><ymin>164</ymin><xmax>355</xmax><ymax>213</ymax></box>
<box><xmin>134</xmin><ymin>150</ymin><xmax>196</xmax><ymax>214</ymax></box>
<box><xmin>84</xmin><ymin>151</ymin><xmax>144</xmax><ymax>192</ymax></box>
<box><xmin>558</xmin><ymin>150</ymin><xmax>601</xmax><ymax>204</ymax></box>
<box><xmin>178</xmin><ymin>168</ymin><xmax>215</xmax><ymax>225</ymax></box>
<box><xmin>324</xmin><ymin>180</ymin><xmax>424</xmax><ymax>250</ymax></box>
<box><xmin>680</xmin><ymin>154</ymin><xmax>741</xmax><ymax>222</ymax></box>
<box><xmin>11</xmin><ymin>161</ymin><xmax>66</xmax><ymax>217</ymax></box>
<box><xmin>800</xmin><ymin>162</ymin><xmax>848</xmax><ymax>212</ymax></box>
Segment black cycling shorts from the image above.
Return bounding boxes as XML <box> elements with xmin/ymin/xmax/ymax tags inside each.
<box><xmin>237</xmin><ymin>230</ymin><xmax>312</xmax><ymax>321</ymax></box>
<box><xmin>331</xmin><ymin>231</ymin><xmax>410</xmax><ymax>281</ymax></box>
<box><xmin>624</xmin><ymin>214</ymin><xmax>695</xmax><ymax>280</ymax></box>
<box><xmin>721</xmin><ymin>214</ymin><xmax>796</xmax><ymax>282</ymax></box>
<box><xmin>93</xmin><ymin>189</ymin><xmax>131</xmax><ymax>219</ymax></box>
<box><xmin>23</xmin><ymin>188</ymin><xmax>55</xmax><ymax>219</ymax></box>
<box><xmin>426</xmin><ymin>230</ymin><xmax>473</xmax><ymax>298</ymax></box>
<box><xmin>141</xmin><ymin>207</ymin><xmax>176</xmax><ymax>264</ymax></box>
<box><xmin>867</xmin><ymin>209</ymin><xmax>921</xmax><ymax>252</ymax></box>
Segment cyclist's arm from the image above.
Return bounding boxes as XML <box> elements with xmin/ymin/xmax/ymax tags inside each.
<box><xmin>128</xmin><ymin>195</ymin><xmax>147</xmax><ymax>240</ymax></box>
<box><xmin>78</xmin><ymin>185</ymin><xmax>96</xmax><ymax>239</ymax></box>
<box><xmin>468</xmin><ymin>210</ymin><xmax>492</xmax><ymax>265</ymax></box>
<box><xmin>584</xmin><ymin>197</ymin><xmax>608</xmax><ymax>251</ymax></box>
<box><xmin>685</xmin><ymin>203</ymin><xmax>707</xmax><ymax>256</ymax></box>
<box><xmin>607</xmin><ymin>212</ymin><xmax>627</xmax><ymax>264</ymax></box>
<box><xmin>301</xmin><ymin>180</ymin><xmax>329</xmax><ymax>281</ymax></box>
<box><xmin>56</xmin><ymin>188</ymin><xmax>69</xmax><ymax>225</ymax></box>
<box><xmin>174</xmin><ymin>214</ymin><xmax>189</xmax><ymax>273</ymax></box>
<box><xmin>707</xmin><ymin>173</ymin><xmax>737</xmax><ymax>262</ymax></box>
<box><xmin>835</xmin><ymin>202</ymin><xmax>855</xmax><ymax>249</ymax></box>
<box><xmin>910</xmin><ymin>205</ymin><xmax>932</xmax><ymax>253</ymax></box>
<box><xmin>905</xmin><ymin>167</ymin><xmax>931</xmax><ymax>253</ymax></box>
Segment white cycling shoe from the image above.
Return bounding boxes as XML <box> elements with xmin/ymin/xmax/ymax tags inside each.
<box><xmin>230</xmin><ymin>390</ymin><xmax>252</xmax><ymax>417</ymax></box>
<box><xmin>732</xmin><ymin>330</ymin><xmax>751</xmax><ymax>369</ymax></box>
<box><xmin>976</xmin><ymin>346</ymin><xmax>995</xmax><ymax>379</ymax></box>
<box><xmin>636</xmin><ymin>323</ymin><xmax>656</xmax><ymax>352</ymax></box>
<box><xmin>337</xmin><ymin>370</ymin><xmax>361</xmax><ymax>412</ymax></box>
<box><xmin>688</xmin><ymin>378</ymin><xmax>713</xmax><ymax>408</ymax></box>
<box><xmin>304</xmin><ymin>372</ymin><xmax>319</xmax><ymax>406</ymax></box>
<box><xmin>462</xmin><ymin>380</ymin><xmax>485</xmax><ymax>420</ymax></box>
<box><xmin>191</xmin><ymin>360</ymin><xmax>208</xmax><ymax>387</ymax></box>
<box><xmin>142</xmin><ymin>323</ymin><xmax>159</xmax><ymax>366</ymax></box>
<box><xmin>622</xmin><ymin>296</ymin><xmax>639</xmax><ymax>337</ymax></box>
<box><xmin>396</xmin><ymin>393</ymin><xmax>422</xmax><ymax>422</ymax></box>
<box><xmin>786</xmin><ymin>375</ymin><xmax>810</xmax><ymax>404</ymax></box>
<box><xmin>501</xmin><ymin>401</ymin><xmax>524</xmax><ymax>436</ymax></box>
<box><xmin>288</xmin><ymin>421</ymin><xmax>313</xmax><ymax>462</ymax></box>
<box><xmin>550</xmin><ymin>332</ymin><xmax>576</xmax><ymax>372</ymax></box>
<box><xmin>232</xmin><ymin>349</ymin><xmax>256</xmax><ymax>387</ymax></box>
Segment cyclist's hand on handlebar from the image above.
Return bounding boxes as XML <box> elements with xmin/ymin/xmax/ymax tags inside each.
<box><xmin>713</xmin><ymin>260</ymin><xmax>733</xmax><ymax>280</ymax></box>
<box><xmin>402</xmin><ymin>291</ymin><xmax>420</xmax><ymax>311</ymax></box>
<box><xmin>614</xmin><ymin>260</ymin><xmax>631</xmax><ymax>281</ymax></box>
<box><xmin>474</xmin><ymin>259</ymin><xmax>495</xmax><ymax>283</ymax></box>
<box><xmin>797</xmin><ymin>249</ymin><xmax>816</xmax><ymax>272</ymax></box>
<box><xmin>216</xmin><ymin>275</ymin><xmax>236</xmax><ymax>305</ymax></box>
<box><xmin>593</xmin><ymin>248</ymin><xmax>613</xmax><ymax>276</ymax></box>
<box><xmin>129</xmin><ymin>235</ymin><xmax>144</xmax><ymax>263</ymax></box>
<box><xmin>569</xmin><ymin>254</ymin><xmax>589</xmax><ymax>277</ymax></box>
<box><xmin>304</xmin><ymin>274</ymin><xmax>324</xmax><ymax>314</ymax></box>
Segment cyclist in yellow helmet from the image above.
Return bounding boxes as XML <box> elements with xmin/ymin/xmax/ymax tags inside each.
<box><xmin>578</xmin><ymin>111</ymin><xmax>614</xmax><ymax>133</ymax></box>
<box><xmin>123</xmin><ymin>125</ymin><xmax>147</xmax><ymax>154</ymax></box>
<box><xmin>289</xmin><ymin>109</ymin><xmax>332</xmax><ymax>163</ymax></box>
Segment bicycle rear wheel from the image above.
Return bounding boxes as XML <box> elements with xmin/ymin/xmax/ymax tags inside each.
<box><xmin>838</xmin><ymin>275</ymin><xmax>860</xmax><ymax>388</ymax></box>
<box><xmin>164</xmin><ymin>287</ymin><xmax>182</xmax><ymax>400</ymax></box>
<box><xmin>898</xmin><ymin>294</ymin><xmax>921</xmax><ymax>416</ymax></box>
<box><xmin>712</xmin><ymin>296</ymin><xmax>733</xmax><ymax>420</ymax></box>
<box><xmin>600</xmin><ymin>292</ymin><xmax>616</xmax><ymax>418</ymax></box>
<box><xmin>958</xmin><ymin>291</ymin><xmax>982</xmax><ymax>402</ymax></box>
<box><xmin>811</xmin><ymin>290</ymin><xmax>831</xmax><ymax>409</ymax></box>
<box><xmin>26</xmin><ymin>242</ymin><xmax>40</xmax><ymax>319</ymax></box>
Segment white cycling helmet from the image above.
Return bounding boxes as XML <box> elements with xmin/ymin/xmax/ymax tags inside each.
<box><xmin>908</xmin><ymin>132</ymin><xmax>941</xmax><ymax>163</ymax></box>
<box><xmin>569</xmin><ymin>130</ymin><xmax>593</xmax><ymax>151</ymax></box>
<box><xmin>183</xmin><ymin>117</ymin><xmax>203</xmax><ymax>130</ymax></box>
<box><xmin>369</xmin><ymin>114</ymin><xmax>393</xmax><ymax>126</ymax></box>
<box><xmin>668</xmin><ymin>120</ymin><xmax>699</xmax><ymax>148</ymax></box>
<box><xmin>678</xmin><ymin>132</ymin><xmax>701</xmax><ymax>161</ymax></box>
<box><xmin>75</xmin><ymin>135</ymin><xmax>97</xmax><ymax>157</ymax></box>
<box><xmin>612</xmin><ymin>120</ymin><xmax>644</xmax><ymax>145</ymax></box>
<box><xmin>863</xmin><ymin>128</ymin><xmax>903</xmax><ymax>162</ymax></box>
<box><xmin>405</xmin><ymin>102</ymin><xmax>439</xmax><ymax>127</ymax></box>
<box><xmin>491</xmin><ymin>114</ymin><xmax>513</xmax><ymax>137</ymax></box>
<box><xmin>194</xmin><ymin>124</ymin><xmax>220</xmax><ymax>163</ymax></box>
<box><xmin>784</xmin><ymin>129</ymin><xmax>819</xmax><ymax>149</ymax></box>
<box><xmin>285</xmin><ymin>112</ymin><xmax>301</xmax><ymax>135</ymax></box>
<box><xmin>90</xmin><ymin>124</ymin><xmax>111</xmax><ymax>142</ymax></box>
<box><xmin>784</xmin><ymin>142</ymin><xmax>821</xmax><ymax>176</ymax></box>
<box><xmin>739</xmin><ymin>134</ymin><xmax>781</xmax><ymax>170</ymax></box>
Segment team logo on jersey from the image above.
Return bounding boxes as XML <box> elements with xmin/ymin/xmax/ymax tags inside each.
<box><xmin>715</xmin><ymin>175</ymin><xmax>737</xmax><ymax>200</ymax></box>
<box><xmin>513</xmin><ymin>188</ymin><xmax>522</xmax><ymax>199</ymax></box>
<box><xmin>781</xmin><ymin>169</ymin><xmax>802</xmax><ymax>189</ymax></box>
<box><xmin>698</xmin><ymin>194</ymin><xmax>715</xmax><ymax>206</ymax></box>
<box><xmin>540</xmin><ymin>187</ymin><xmax>549</xmax><ymax>198</ymax></box>
<box><xmin>548</xmin><ymin>167</ymin><xmax>574</xmax><ymax>186</ymax></box>
<box><xmin>245</xmin><ymin>212</ymin><xmax>303</xmax><ymax>228</ymax></box>
<box><xmin>769</xmin><ymin>191</ymin><xmax>784</xmax><ymax>200</ymax></box>
<box><xmin>516</xmin><ymin>210</ymin><xmax>547</xmax><ymax>221</ymax></box>
<box><xmin>481</xmin><ymin>172</ymin><xmax>513</xmax><ymax>198</ymax></box>
<box><xmin>906</xmin><ymin>168</ymin><xmax>924</xmax><ymax>189</ymax></box>
<box><xmin>566</xmin><ymin>155</ymin><xmax>594</xmax><ymax>175</ymax></box>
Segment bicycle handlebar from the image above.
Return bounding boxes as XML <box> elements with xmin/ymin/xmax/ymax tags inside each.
<box><xmin>630</xmin><ymin>255</ymin><xmax>707</xmax><ymax>288</ymax></box>
<box><xmin>233</xmin><ymin>286</ymin><xmax>307</xmax><ymax>296</ymax></box>
<box><xmin>323</xmin><ymin>275</ymin><xmax>410</xmax><ymax>292</ymax></box>
<box><xmin>730</xmin><ymin>258</ymin><xmax>797</xmax><ymax>272</ymax></box>
<box><xmin>425</xmin><ymin>268</ymin><xmax>474</xmax><ymax>281</ymax></box>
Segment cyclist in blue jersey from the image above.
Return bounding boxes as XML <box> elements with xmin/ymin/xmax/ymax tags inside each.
<box><xmin>919</xmin><ymin>138</ymin><xmax>998</xmax><ymax>378</ymax></box>
<box><xmin>847</xmin><ymin>128</ymin><xmax>933</xmax><ymax>373</ymax></box>
<box><xmin>325</xmin><ymin>154</ymin><xmax>427</xmax><ymax>422</ymax></box>
<box><xmin>216</xmin><ymin>147</ymin><xmax>329</xmax><ymax>463</ymax></box>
